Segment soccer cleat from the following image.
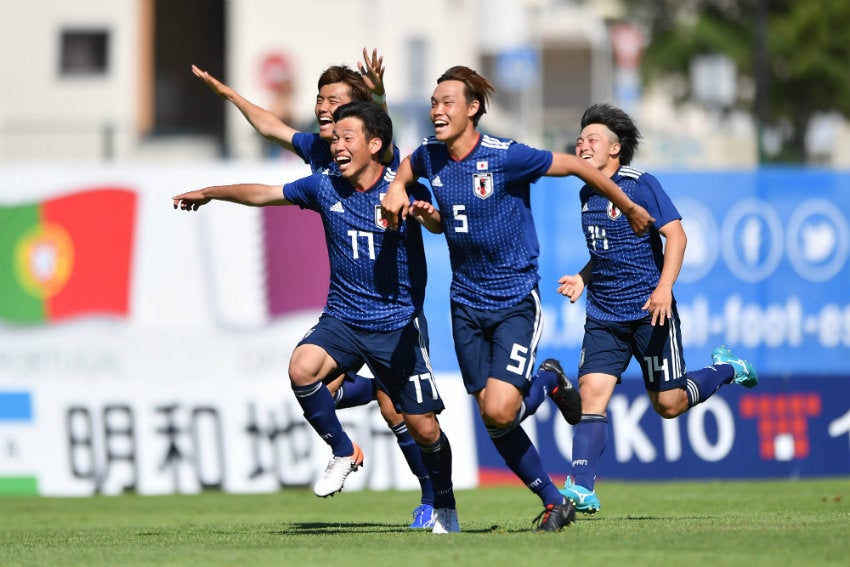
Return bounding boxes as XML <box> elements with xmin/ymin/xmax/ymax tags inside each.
<box><xmin>312</xmin><ymin>443</ymin><xmax>364</xmax><ymax>498</ymax></box>
<box><xmin>560</xmin><ymin>477</ymin><xmax>601</xmax><ymax>515</ymax></box>
<box><xmin>533</xmin><ymin>500</ymin><xmax>576</xmax><ymax>532</ymax></box>
<box><xmin>409</xmin><ymin>503</ymin><xmax>436</xmax><ymax>529</ymax></box>
<box><xmin>711</xmin><ymin>346</ymin><xmax>758</xmax><ymax>389</ymax></box>
<box><xmin>431</xmin><ymin>508</ymin><xmax>461</xmax><ymax>534</ymax></box>
<box><xmin>540</xmin><ymin>358</ymin><xmax>582</xmax><ymax>425</ymax></box>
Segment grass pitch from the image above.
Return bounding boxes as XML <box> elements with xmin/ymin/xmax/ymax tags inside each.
<box><xmin>1</xmin><ymin>478</ymin><xmax>847</xmax><ymax>567</ymax></box>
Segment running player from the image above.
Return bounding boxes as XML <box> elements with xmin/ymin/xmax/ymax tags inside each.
<box><xmin>556</xmin><ymin>103</ymin><xmax>758</xmax><ymax>514</ymax></box>
<box><xmin>381</xmin><ymin>65</ymin><xmax>653</xmax><ymax>532</ymax></box>
<box><xmin>193</xmin><ymin>51</ymin><xmax>436</xmax><ymax>528</ymax></box>
<box><xmin>173</xmin><ymin>102</ymin><xmax>459</xmax><ymax>533</ymax></box>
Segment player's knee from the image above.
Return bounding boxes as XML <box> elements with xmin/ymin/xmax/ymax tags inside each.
<box><xmin>652</xmin><ymin>400</ymin><xmax>685</xmax><ymax>419</ymax></box>
<box><xmin>481</xmin><ymin>407</ymin><xmax>515</xmax><ymax>429</ymax></box>
<box><xmin>287</xmin><ymin>361</ymin><xmax>316</xmax><ymax>387</ymax></box>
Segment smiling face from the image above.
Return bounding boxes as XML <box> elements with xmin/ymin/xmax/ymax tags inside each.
<box><xmin>331</xmin><ymin>116</ymin><xmax>382</xmax><ymax>185</ymax></box>
<box><xmin>575</xmin><ymin>123</ymin><xmax>621</xmax><ymax>174</ymax></box>
<box><xmin>430</xmin><ymin>79</ymin><xmax>478</xmax><ymax>145</ymax></box>
<box><xmin>315</xmin><ymin>82</ymin><xmax>353</xmax><ymax>140</ymax></box>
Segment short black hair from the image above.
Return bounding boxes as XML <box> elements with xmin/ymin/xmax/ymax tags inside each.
<box><xmin>580</xmin><ymin>103</ymin><xmax>642</xmax><ymax>165</ymax></box>
<box><xmin>332</xmin><ymin>101</ymin><xmax>393</xmax><ymax>157</ymax></box>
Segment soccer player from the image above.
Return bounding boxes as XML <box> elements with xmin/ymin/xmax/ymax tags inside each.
<box><xmin>173</xmin><ymin>102</ymin><xmax>460</xmax><ymax>534</ymax></box>
<box><xmin>555</xmin><ymin>103</ymin><xmax>758</xmax><ymax>514</ymax></box>
<box><xmin>194</xmin><ymin>51</ymin><xmax>437</xmax><ymax>529</ymax></box>
<box><xmin>381</xmin><ymin>66</ymin><xmax>654</xmax><ymax>532</ymax></box>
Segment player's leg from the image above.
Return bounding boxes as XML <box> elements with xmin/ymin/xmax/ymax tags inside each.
<box><xmin>562</xmin><ymin>317</ymin><xmax>630</xmax><ymax>514</ymax></box>
<box><xmin>373</xmin><ymin>388</ymin><xmax>436</xmax><ymax>529</ymax></box>
<box><xmin>465</xmin><ymin>293</ymin><xmax>574</xmax><ymax>532</ymax></box>
<box><xmin>562</xmin><ymin>372</ymin><xmax>615</xmax><ymax>514</ymax></box>
<box><xmin>328</xmin><ymin>371</ymin><xmax>377</xmax><ymax>409</ymax></box>
<box><xmin>289</xmin><ymin>318</ymin><xmax>366</xmax><ymax>497</ymax></box>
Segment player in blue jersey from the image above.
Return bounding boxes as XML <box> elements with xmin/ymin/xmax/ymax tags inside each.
<box><xmin>382</xmin><ymin>66</ymin><xmax>654</xmax><ymax>532</ymax></box>
<box><xmin>173</xmin><ymin>102</ymin><xmax>460</xmax><ymax>534</ymax></box>
<box><xmin>194</xmin><ymin>51</ymin><xmax>437</xmax><ymax>528</ymax></box>
<box><xmin>555</xmin><ymin>103</ymin><xmax>758</xmax><ymax>515</ymax></box>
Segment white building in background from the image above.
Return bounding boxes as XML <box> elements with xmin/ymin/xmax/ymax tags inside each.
<box><xmin>2</xmin><ymin>0</ymin><xmax>846</xmax><ymax>168</ymax></box>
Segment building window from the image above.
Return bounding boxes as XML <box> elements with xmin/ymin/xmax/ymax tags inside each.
<box><xmin>60</xmin><ymin>29</ymin><xmax>109</xmax><ymax>75</ymax></box>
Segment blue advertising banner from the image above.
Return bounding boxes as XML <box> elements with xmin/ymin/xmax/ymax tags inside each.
<box><xmin>473</xmin><ymin>375</ymin><xmax>850</xmax><ymax>482</ymax></box>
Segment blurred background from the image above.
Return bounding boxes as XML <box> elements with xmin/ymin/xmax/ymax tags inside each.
<box><xmin>0</xmin><ymin>0</ymin><xmax>848</xmax><ymax>496</ymax></box>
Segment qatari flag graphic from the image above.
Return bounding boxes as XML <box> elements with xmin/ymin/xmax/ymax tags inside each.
<box><xmin>262</xmin><ymin>207</ymin><xmax>329</xmax><ymax>316</ymax></box>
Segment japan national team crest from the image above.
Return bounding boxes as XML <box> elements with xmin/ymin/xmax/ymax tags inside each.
<box><xmin>473</xmin><ymin>173</ymin><xmax>494</xmax><ymax>199</ymax></box>
<box><xmin>374</xmin><ymin>204</ymin><xmax>388</xmax><ymax>230</ymax></box>
<box><xmin>607</xmin><ymin>201</ymin><xmax>622</xmax><ymax>220</ymax></box>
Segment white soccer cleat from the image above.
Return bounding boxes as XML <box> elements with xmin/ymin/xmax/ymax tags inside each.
<box><xmin>431</xmin><ymin>508</ymin><xmax>461</xmax><ymax>534</ymax></box>
<box><xmin>312</xmin><ymin>443</ymin><xmax>364</xmax><ymax>498</ymax></box>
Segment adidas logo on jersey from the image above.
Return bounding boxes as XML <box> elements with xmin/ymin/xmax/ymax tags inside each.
<box><xmin>431</xmin><ymin>176</ymin><xmax>443</xmax><ymax>187</ymax></box>
<box><xmin>330</xmin><ymin>201</ymin><xmax>344</xmax><ymax>213</ymax></box>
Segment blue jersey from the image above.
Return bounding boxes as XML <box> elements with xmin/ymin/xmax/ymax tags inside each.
<box><xmin>580</xmin><ymin>165</ymin><xmax>681</xmax><ymax>321</ymax></box>
<box><xmin>409</xmin><ymin>134</ymin><xmax>553</xmax><ymax>309</ymax></box>
<box><xmin>291</xmin><ymin>132</ymin><xmax>401</xmax><ymax>174</ymax></box>
<box><xmin>283</xmin><ymin>168</ymin><xmax>430</xmax><ymax>331</ymax></box>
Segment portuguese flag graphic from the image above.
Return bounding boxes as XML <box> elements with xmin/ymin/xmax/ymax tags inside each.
<box><xmin>0</xmin><ymin>188</ymin><xmax>136</xmax><ymax>324</ymax></box>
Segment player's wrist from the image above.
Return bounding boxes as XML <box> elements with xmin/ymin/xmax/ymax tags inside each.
<box><xmin>372</xmin><ymin>92</ymin><xmax>386</xmax><ymax>105</ymax></box>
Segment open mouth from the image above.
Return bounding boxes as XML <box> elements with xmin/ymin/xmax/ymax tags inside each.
<box><xmin>335</xmin><ymin>155</ymin><xmax>352</xmax><ymax>167</ymax></box>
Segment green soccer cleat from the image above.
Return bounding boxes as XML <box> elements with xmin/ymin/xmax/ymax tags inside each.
<box><xmin>712</xmin><ymin>345</ymin><xmax>758</xmax><ymax>389</ymax></box>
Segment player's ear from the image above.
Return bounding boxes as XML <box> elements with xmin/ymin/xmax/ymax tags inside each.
<box><xmin>611</xmin><ymin>142</ymin><xmax>621</xmax><ymax>159</ymax></box>
<box><xmin>369</xmin><ymin>136</ymin><xmax>383</xmax><ymax>157</ymax></box>
<box><xmin>467</xmin><ymin>99</ymin><xmax>479</xmax><ymax>119</ymax></box>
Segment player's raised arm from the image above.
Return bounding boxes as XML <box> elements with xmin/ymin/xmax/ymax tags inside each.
<box><xmin>547</xmin><ymin>152</ymin><xmax>654</xmax><ymax>235</ymax></box>
<box><xmin>192</xmin><ymin>64</ymin><xmax>298</xmax><ymax>153</ymax></box>
<box><xmin>173</xmin><ymin>183</ymin><xmax>290</xmax><ymax>211</ymax></box>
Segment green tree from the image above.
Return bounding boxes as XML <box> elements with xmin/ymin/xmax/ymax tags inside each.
<box><xmin>632</xmin><ymin>0</ymin><xmax>850</xmax><ymax>163</ymax></box>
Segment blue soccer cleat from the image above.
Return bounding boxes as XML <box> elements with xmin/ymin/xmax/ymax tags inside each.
<box><xmin>409</xmin><ymin>503</ymin><xmax>436</xmax><ymax>529</ymax></box>
<box><xmin>559</xmin><ymin>477</ymin><xmax>601</xmax><ymax>515</ymax></box>
<box><xmin>712</xmin><ymin>345</ymin><xmax>758</xmax><ymax>389</ymax></box>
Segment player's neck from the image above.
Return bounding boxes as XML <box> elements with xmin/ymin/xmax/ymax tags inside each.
<box><xmin>348</xmin><ymin>162</ymin><xmax>384</xmax><ymax>192</ymax></box>
<box><xmin>446</xmin><ymin>129</ymin><xmax>480</xmax><ymax>161</ymax></box>
<box><xmin>601</xmin><ymin>161</ymin><xmax>620</xmax><ymax>178</ymax></box>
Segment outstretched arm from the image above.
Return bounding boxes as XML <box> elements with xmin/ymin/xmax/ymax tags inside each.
<box><xmin>173</xmin><ymin>183</ymin><xmax>290</xmax><ymax>211</ymax></box>
<box><xmin>547</xmin><ymin>153</ymin><xmax>654</xmax><ymax>235</ymax></box>
<box><xmin>192</xmin><ymin>65</ymin><xmax>298</xmax><ymax>153</ymax></box>
<box><xmin>642</xmin><ymin>219</ymin><xmax>686</xmax><ymax>326</ymax></box>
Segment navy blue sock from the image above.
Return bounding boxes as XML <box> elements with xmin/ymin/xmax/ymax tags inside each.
<box><xmin>520</xmin><ymin>366</ymin><xmax>558</xmax><ymax>420</ymax></box>
<box><xmin>334</xmin><ymin>373</ymin><xmax>377</xmax><ymax>409</ymax></box>
<box><xmin>419</xmin><ymin>431</ymin><xmax>455</xmax><ymax>509</ymax></box>
<box><xmin>489</xmin><ymin>425</ymin><xmax>563</xmax><ymax>506</ymax></box>
<box><xmin>292</xmin><ymin>381</ymin><xmax>353</xmax><ymax>457</ymax></box>
<box><xmin>391</xmin><ymin>421</ymin><xmax>435</xmax><ymax>506</ymax></box>
<box><xmin>686</xmin><ymin>364</ymin><xmax>735</xmax><ymax>407</ymax></box>
<box><xmin>571</xmin><ymin>414</ymin><xmax>608</xmax><ymax>490</ymax></box>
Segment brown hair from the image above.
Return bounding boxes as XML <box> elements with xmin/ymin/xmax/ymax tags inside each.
<box><xmin>437</xmin><ymin>66</ymin><xmax>494</xmax><ymax>126</ymax></box>
<box><xmin>317</xmin><ymin>65</ymin><xmax>371</xmax><ymax>102</ymax></box>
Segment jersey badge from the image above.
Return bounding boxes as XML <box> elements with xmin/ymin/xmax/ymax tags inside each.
<box><xmin>374</xmin><ymin>204</ymin><xmax>388</xmax><ymax>230</ymax></box>
<box><xmin>473</xmin><ymin>172</ymin><xmax>494</xmax><ymax>199</ymax></box>
<box><xmin>476</xmin><ymin>160</ymin><xmax>489</xmax><ymax>170</ymax></box>
<box><xmin>606</xmin><ymin>201</ymin><xmax>622</xmax><ymax>220</ymax></box>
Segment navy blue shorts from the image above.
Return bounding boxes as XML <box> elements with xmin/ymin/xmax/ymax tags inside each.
<box><xmin>450</xmin><ymin>289</ymin><xmax>543</xmax><ymax>395</ymax></box>
<box><xmin>299</xmin><ymin>313</ymin><xmax>444</xmax><ymax>415</ymax></box>
<box><xmin>578</xmin><ymin>307</ymin><xmax>687</xmax><ymax>392</ymax></box>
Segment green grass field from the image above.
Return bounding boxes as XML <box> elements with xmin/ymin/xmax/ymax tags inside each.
<box><xmin>1</xmin><ymin>478</ymin><xmax>847</xmax><ymax>567</ymax></box>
